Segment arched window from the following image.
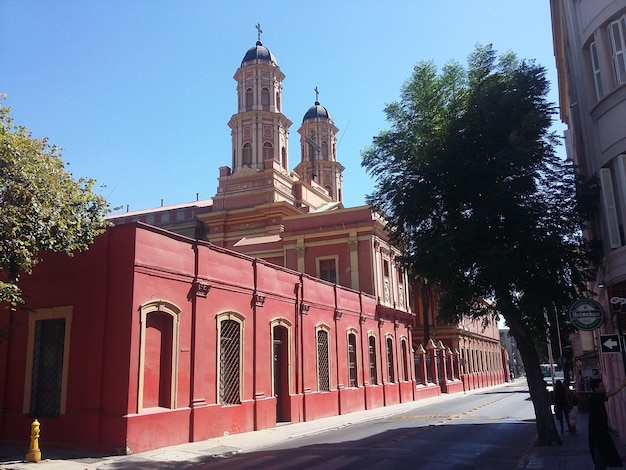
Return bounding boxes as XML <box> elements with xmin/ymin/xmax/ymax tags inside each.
<box><xmin>218</xmin><ymin>313</ymin><xmax>244</xmax><ymax>405</ymax></box>
<box><xmin>368</xmin><ymin>334</ymin><xmax>378</xmax><ymax>385</ymax></box>
<box><xmin>386</xmin><ymin>336</ymin><xmax>395</xmax><ymax>383</ymax></box>
<box><xmin>316</xmin><ymin>326</ymin><xmax>331</xmax><ymax>391</ymax></box>
<box><xmin>261</xmin><ymin>87</ymin><xmax>270</xmax><ymax>107</ymax></box>
<box><xmin>322</xmin><ymin>141</ymin><xmax>329</xmax><ymax>160</ymax></box>
<box><xmin>246</xmin><ymin>88</ymin><xmax>253</xmax><ymax>109</ymax></box>
<box><xmin>401</xmin><ymin>338</ymin><xmax>409</xmax><ymax>381</ymax></box>
<box><xmin>242</xmin><ymin>143</ymin><xmax>252</xmax><ymax>167</ymax></box>
<box><xmin>347</xmin><ymin>332</ymin><xmax>358</xmax><ymax>387</ymax></box>
<box><xmin>263</xmin><ymin>142</ymin><xmax>273</xmax><ymax>161</ymax></box>
<box><xmin>138</xmin><ymin>300</ymin><xmax>180</xmax><ymax>413</ymax></box>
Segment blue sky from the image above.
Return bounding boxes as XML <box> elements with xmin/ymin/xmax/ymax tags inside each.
<box><xmin>1</xmin><ymin>1</ymin><xmax>562</xmax><ymax>214</ymax></box>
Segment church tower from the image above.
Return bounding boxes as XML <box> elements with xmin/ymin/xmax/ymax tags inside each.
<box><xmin>294</xmin><ymin>89</ymin><xmax>344</xmax><ymax>203</ymax></box>
<box><xmin>227</xmin><ymin>24</ymin><xmax>292</xmax><ymax>174</ymax></box>
<box><xmin>211</xmin><ymin>25</ymin><xmax>297</xmax><ymax>216</ymax></box>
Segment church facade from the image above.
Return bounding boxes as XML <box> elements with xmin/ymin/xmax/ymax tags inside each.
<box><xmin>0</xmin><ymin>32</ymin><xmax>505</xmax><ymax>453</ymax></box>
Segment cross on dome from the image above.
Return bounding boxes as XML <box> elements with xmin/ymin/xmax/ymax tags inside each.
<box><xmin>256</xmin><ymin>23</ymin><xmax>263</xmax><ymax>42</ymax></box>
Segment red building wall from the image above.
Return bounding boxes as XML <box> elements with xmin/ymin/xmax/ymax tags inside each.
<box><xmin>0</xmin><ymin>223</ymin><xmax>416</xmax><ymax>454</ymax></box>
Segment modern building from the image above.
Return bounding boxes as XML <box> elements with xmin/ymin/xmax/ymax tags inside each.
<box><xmin>551</xmin><ymin>0</ymin><xmax>626</xmax><ymax>436</ymax></box>
<box><xmin>0</xmin><ymin>31</ymin><xmax>507</xmax><ymax>453</ymax></box>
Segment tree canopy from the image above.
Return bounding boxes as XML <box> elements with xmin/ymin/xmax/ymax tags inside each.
<box><xmin>362</xmin><ymin>45</ymin><xmax>595</xmax><ymax>445</ymax></box>
<box><xmin>0</xmin><ymin>98</ymin><xmax>109</xmax><ymax>307</ymax></box>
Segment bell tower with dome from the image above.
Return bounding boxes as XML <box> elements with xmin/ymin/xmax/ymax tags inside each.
<box><xmin>294</xmin><ymin>88</ymin><xmax>344</xmax><ymax>203</ymax></box>
<box><xmin>201</xmin><ymin>26</ymin><xmax>335</xmax><ymax>249</ymax></box>
<box><xmin>228</xmin><ymin>24</ymin><xmax>291</xmax><ymax>174</ymax></box>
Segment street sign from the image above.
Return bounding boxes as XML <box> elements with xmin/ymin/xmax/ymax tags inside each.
<box><xmin>600</xmin><ymin>334</ymin><xmax>622</xmax><ymax>354</ymax></box>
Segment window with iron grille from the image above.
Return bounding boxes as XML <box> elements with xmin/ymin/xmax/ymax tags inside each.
<box><xmin>347</xmin><ymin>333</ymin><xmax>358</xmax><ymax>387</ymax></box>
<box><xmin>368</xmin><ymin>335</ymin><xmax>378</xmax><ymax>385</ymax></box>
<box><xmin>386</xmin><ymin>337</ymin><xmax>395</xmax><ymax>383</ymax></box>
<box><xmin>400</xmin><ymin>339</ymin><xmax>409</xmax><ymax>381</ymax></box>
<box><xmin>452</xmin><ymin>354</ymin><xmax>459</xmax><ymax>379</ymax></box>
<box><xmin>31</xmin><ymin>318</ymin><xmax>66</xmax><ymax>417</ymax></box>
<box><xmin>317</xmin><ymin>329</ymin><xmax>330</xmax><ymax>391</ymax></box>
<box><xmin>219</xmin><ymin>319</ymin><xmax>241</xmax><ymax>405</ymax></box>
<box><xmin>436</xmin><ymin>352</ymin><xmax>443</xmax><ymax>382</ymax></box>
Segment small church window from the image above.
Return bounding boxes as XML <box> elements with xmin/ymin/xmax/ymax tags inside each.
<box><xmin>318</xmin><ymin>258</ymin><xmax>337</xmax><ymax>283</ymax></box>
<box><xmin>246</xmin><ymin>88</ymin><xmax>253</xmax><ymax>109</ymax></box>
<box><xmin>263</xmin><ymin>142</ymin><xmax>273</xmax><ymax>160</ymax></box>
<box><xmin>261</xmin><ymin>87</ymin><xmax>270</xmax><ymax>107</ymax></box>
<box><xmin>322</xmin><ymin>141</ymin><xmax>328</xmax><ymax>160</ymax></box>
<box><xmin>243</xmin><ymin>143</ymin><xmax>252</xmax><ymax>167</ymax></box>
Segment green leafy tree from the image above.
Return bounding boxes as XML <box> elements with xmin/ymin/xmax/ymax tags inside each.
<box><xmin>362</xmin><ymin>45</ymin><xmax>595</xmax><ymax>446</ymax></box>
<box><xmin>0</xmin><ymin>98</ymin><xmax>109</xmax><ymax>307</ymax></box>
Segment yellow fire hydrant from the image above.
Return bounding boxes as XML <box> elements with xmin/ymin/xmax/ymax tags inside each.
<box><xmin>26</xmin><ymin>419</ymin><xmax>41</xmax><ymax>462</ymax></box>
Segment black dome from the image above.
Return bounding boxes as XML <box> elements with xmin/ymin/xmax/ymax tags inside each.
<box><xmin>303</xmin><ymin>101</ymin><xmax>332</xmax><ymax>122</ymax></box>
<box><xmin>241</xmin><ymin>41</ymin><xmax>279</xmax><ymax>66</ymax></box>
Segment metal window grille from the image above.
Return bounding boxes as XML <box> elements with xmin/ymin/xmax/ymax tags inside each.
<box><xmin>426</xmin><ymin>353</ymin><xmax>433</xmax><ymax>382</ymax></box>
<box><xmin>31</xmin><ymin>319</ymin><xmax>65</xmax><ymax>417</ymax></box>
<box><xmin>219</xmin><ymin>319</ymin><xmax>241</xmax><ymax>405</ymax></box>
<box><xmin>452</xmin><ymin>354</ymin><xmax>459</xmax><ymax>379</ymax></box>
<box><xmin>414</xmin><ymin>354</ymin><xmax>423</xmax><ymax>384</ymax></box>
<box><xmin>401</xmin><ymin>340</ymin><xmax>408</xmax><ymax>381</ymax></box>
<box><xmin>386</xmin><ymin>338</ymin><xmax>395</xmax><ymax>383</ymax></box>
<box><xmin>447</xmin><ymin>354</ymin><xmax>453</xmax><ymax>380</ymax></box>
<box><xmin>348</xmin><ymin>334</ymin><xmax>357</xmax><ymax>387</ymax></box>
<box><xmin>436</xmin><ymin>352</ymin><xmax>443</xmax><ymax>382</ymax></box>
<box><xmin>317</xmin><ymin>330</ymin><xmax>330</xmax><ymax>391</ymax></box>
<box><xmin>368</xmin><ymin>337</ymin><xmax>377</xmax><ymax>385</ymax></box>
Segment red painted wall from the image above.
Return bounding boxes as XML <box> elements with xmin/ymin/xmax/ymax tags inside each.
<box><xmin>0</xmin><ymin>223</ymin><xmax>417</xmax><ymax>454</ymax></box>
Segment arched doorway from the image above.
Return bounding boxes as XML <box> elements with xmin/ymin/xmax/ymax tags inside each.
<box><xmin>273</xmin><ymin>324</ymin><xmax>290</xmax><ymax>422</ymax></box>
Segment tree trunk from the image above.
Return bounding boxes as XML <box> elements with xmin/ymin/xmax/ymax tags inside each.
<box><xmin>505</xmin><ymin>312</ymin><xmax>561</xmax><ymax>446</ymax></box>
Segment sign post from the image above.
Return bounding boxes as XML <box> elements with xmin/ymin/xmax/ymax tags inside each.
<box><xmin>609</xmin><ymin>296</ymin><xmax>626</xmax><ymax>376</ymax></box>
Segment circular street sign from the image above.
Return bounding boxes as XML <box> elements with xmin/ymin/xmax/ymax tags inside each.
<box><xmin>568</xmin><ymin>298</ymin><xmax>605</xmax><ymax>331</ymax></box>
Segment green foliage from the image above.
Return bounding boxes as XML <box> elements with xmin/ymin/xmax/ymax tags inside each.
<box><xmin>362</xmin><ymin>44</ymin><xmax>596</xmax><ymax>445</ymax></box>
<box><xmin>0</xmin><ymin>97</ymin><xmax>109</xmax><ymax>307</ymax></box>
<box><xmin>362</xmin><ymin>45</ymin><xmax>593</xmax><ymax>335</ymax></box>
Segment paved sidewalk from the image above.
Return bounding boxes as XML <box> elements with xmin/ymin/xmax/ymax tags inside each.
<box><xmin>518</xmin><ymin>408</ymin><xmax>626</xmax><ymax>469</ymax></box>
<box><xmin>1</xmin><ymin>381</ymin><xmax>624</xmax><ymax>469</ymax></box>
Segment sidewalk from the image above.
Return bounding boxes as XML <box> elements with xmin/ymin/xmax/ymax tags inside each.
<box><xmin>0</xmin><ymin>381</ymin><xmax>624</xmax><ymax>470</ymax></box>
<box><xmin>518</xmin><ymin>408</ymin><xmax>626</xmax><ymax>470</ymax></box>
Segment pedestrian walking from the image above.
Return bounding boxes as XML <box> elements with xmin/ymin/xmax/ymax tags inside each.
<box><xmin>553</xmin><ymin>380</ymin><xmax>570</xmax><ymax>433</ymax></box>
<box><xmin>588</xmin><ymin>377</ymin><xmax>626</xmax><ymax>469</ymax></box>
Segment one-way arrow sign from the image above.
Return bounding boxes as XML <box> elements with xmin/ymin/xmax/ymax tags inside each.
<box><xmin>600</xmin><ymin>334</ymin><xmax>622</xmax><ymax>354</ymax></box>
